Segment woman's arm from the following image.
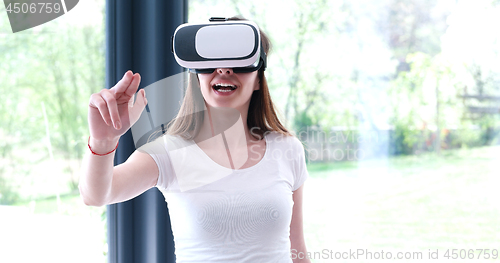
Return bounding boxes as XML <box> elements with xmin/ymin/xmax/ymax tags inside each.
<box><xmin>79</xmin><ymin>71</ymin><xmax>157</xmax><ymax>206</ymax></box>
<box><xmin>290</xmin><ymin>184</ymin><xmax>311</xmax><ymax>263</ymax></box>
<box><xmin>80</xmin><ymin>146</ymin><xmax>159</xmax><ymax>206</ymax></box>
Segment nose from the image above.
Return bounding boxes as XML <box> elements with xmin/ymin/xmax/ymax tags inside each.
<box><xmin>216</xmin><ymin>68</ymin><xmax>233</xmax><ymax>75</ymax></box>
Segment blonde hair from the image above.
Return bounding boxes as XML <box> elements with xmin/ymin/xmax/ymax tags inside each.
<box><xmin>153</xmin><ymin>17</ymin><xmax>292</xmax><ymax>142</ymax></box>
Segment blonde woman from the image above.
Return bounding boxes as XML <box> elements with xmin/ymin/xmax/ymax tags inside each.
<box><xmin>81</xmin><ymin>17</ymin><xmax>310</xmax><ymax>263</ymax></box>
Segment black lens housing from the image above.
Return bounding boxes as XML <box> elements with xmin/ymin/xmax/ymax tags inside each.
<box><xmin>189</xmin><ymin>43</ymin><xmax>267</xmax><ymax>74</ymax></box>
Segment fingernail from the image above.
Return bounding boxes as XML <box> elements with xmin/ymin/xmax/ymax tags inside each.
<box><xmin>115</xmin><ymin>121</ymin><xmax>121</xmax><ymax>130</ymax></box>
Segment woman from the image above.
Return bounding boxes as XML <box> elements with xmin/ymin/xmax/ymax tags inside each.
<box><xmin>81</xmin><ymin>17</ymin><xmax>310</xmax><ymax>263</ymax></box>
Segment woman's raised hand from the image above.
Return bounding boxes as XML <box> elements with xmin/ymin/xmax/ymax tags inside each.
<box><xmin>88</xmin><ymin>70</ymin><xmax>147</xmax><ymax>142</ymax></box>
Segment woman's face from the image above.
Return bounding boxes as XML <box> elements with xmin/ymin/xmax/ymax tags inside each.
<box><xmin>197</xmin><ymin>68</ymin><xmax>260</xmax><ymax>111</ymax></box>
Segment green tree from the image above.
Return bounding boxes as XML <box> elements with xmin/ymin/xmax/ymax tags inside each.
<box><xmin>0</xmin><ymin>1</ymin><xmax>105</xmax><ymax>203</ymax></box>
<box><xmin>388</xmin><ymin>52</ymin><xmax>459</xmax><ymax>154</ymax></box>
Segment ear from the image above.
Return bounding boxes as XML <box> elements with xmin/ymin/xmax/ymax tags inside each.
<box><xmin>253</xmin><ymin>71</ymin><xmax>261</xmax><ymax>91</ymax></box>
<box><xmin>254</xmin><ymin>80</ymin><xmax>260</xmax><ymax>91</ymax></box>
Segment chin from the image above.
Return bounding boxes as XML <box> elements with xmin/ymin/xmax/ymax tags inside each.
<box><xmin>208</xmin><ymin>101</ymin><xmax>248</xmax><ymax>111</ymax></box>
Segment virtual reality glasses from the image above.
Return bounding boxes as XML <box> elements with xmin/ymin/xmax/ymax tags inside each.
<box><xmin>172</xmin><ymin>18</ymin><xmax>267</xmax><ymax>74</ymax></box>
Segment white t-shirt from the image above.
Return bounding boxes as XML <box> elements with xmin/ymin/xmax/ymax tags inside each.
<box><xmin>139</xmin><ymin>131</ymin><xmax>308</xmax><ymax>263</ymax></box>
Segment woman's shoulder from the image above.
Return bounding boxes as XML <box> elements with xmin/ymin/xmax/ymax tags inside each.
<box><xmin>138</xmin><ymin>133</ymin><xmax>192</xmax><ymax>155</ymax></box>
<box><xmin>266</xmin><ymin>130</ymin><xmax>305</xmax><ymax>150</ymax></box>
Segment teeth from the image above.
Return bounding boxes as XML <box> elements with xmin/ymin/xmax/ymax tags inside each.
<box><xmin>216</xmin><ymin>83</ymin><xmax>235</xmax><ymax>87</ymax></box>
<box><xmin>213</xmin><ymin>83</ymin><xmax>237</xmax><ymax>92</ymax></box>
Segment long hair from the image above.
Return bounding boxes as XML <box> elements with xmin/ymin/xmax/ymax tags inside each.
<box><xmin>163</xmin><ymin>17</ymin><xmax>292</xmax><ymax>141</ymax></box>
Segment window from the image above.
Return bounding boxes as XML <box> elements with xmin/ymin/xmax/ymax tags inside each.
<box><xmin>2</xmin><ymin>0</ymin><xmax>499</xmax><ymax>262</ymax></box>
<box><xmin>0</xmin><ymin>1</ymin><xmax>107</xmax><ymax>262</ymax></box>
<box><xmin>190</xmin><ymin>0</ymin><xmax>500</xmax><ymax>261</ymax></box>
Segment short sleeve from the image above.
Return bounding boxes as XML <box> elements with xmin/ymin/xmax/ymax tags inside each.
<box><xmin>292</xmin><ymin>137</ymin><xmax>309</xmax><ymax>191</ymax></box>
<box><xmin>136</xmin><ymin>136</ymin><xmax>175</xmax><ymax>190</ymax></box>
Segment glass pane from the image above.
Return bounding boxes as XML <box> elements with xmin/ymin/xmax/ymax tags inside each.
<box><xmin>0</xmin><ymin>1</ymin><xmax>107</xmax><ymax>262</ymax></box>
<box><xmin>190</xmin><ymin>0</ymin><xmax>500</xmax><ymax>261</ymax></box>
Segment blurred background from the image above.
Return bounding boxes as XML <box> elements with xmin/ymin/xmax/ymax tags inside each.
<box><xmin>1</xmin><ymin>0</ymin><xmax>499</xmax><ymax>262</ymax></box>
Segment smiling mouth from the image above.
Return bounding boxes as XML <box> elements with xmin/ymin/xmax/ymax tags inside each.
<box><xmin>212</xmin><ymin>83</ymin><xmax>237</xmax><ymax>92</ymax></box>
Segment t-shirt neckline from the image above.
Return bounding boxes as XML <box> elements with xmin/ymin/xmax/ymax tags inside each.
<box><xmin>191</xmin><ymin>132</ymin><xmax>271</xmax><ymax>172</ymax></box>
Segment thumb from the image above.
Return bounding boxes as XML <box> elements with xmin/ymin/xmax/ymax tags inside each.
<box><xmin>129</xmin><ymin>89</ymin><xmax>148</xmax><ymax>126</ymax></box>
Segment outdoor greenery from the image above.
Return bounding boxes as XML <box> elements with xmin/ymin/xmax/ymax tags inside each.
<box><xmin>0</xmin><ymin>0</ymin><xmax>499</xmax><ymax>261</ymax></box>
<box><xmin>304</xmin><ymin>145</ymin><xmax>500</xmax><ymax>262</ymax></box>
<box><xmin>191</xmin><ymin>0</ymin><xmax>500</xmax><ymax>157</ymax></box>
<box><xmin>0</xmin><ymin>1</ymin><xmax>105</xmax><ymax>205</ymax></box>
<box><xmin>1</xmin><ymin>0</ymin><xmax>498</xmax><ymax>203</ymax></box>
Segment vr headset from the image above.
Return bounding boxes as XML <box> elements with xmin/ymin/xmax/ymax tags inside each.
<box><xmin>172</xmin><ymin>17</ymin><xmax>267</xmax><ymax>74</ymax></box>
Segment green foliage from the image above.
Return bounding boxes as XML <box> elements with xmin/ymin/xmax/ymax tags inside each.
<box><xmin>449</xmin><ymin>128</ymin><xmax>483</xmax><ymax>149</ymax></box>
<box><xmin>188</xmin><ymin>0</ymin><xmax>500</xmax><ymax>158</ymax></box>
<box><xmin>389</xmin><ymin>116</ymin><xmax>423</xmax><ymax>155</ymax></box>
<box><xmin>0</xmin><ymin>172</ymin><xmax>20</xmax><ymax>205</ymax></box>
<box><xmin>293</xmin><ymin>111</ymin><xmax>314</xmax><ymax>132</ymax></box>
<box><xmin>383</xmin><ymin>0</ymin><xmax>450</xmax><ymax>72</ymax></box>
<box><xmin>387</xmin><ymin>52</ymin><xmax>474</xmax><ymax>154</ymax></box>
<box><xmin>477</xmin><ymin>115</ymin><xmax>500</xmax><ymax>145</ymax></box>
<box><xmin>0</xmin><ymin>2</ymin><xmax>105</xmax><ymax>202</ymax></box>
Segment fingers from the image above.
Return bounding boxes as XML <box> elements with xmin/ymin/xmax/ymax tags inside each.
<box><xmin>124</xmin><ymin>73</ymin><xmax>142</xmax><ymax>97</ymax></box>
<box><xmin>90</xmin><ymin>93</ymin><xmax>111</xmax><ymax>126</ymax></box>
<box><xmin>89</xmin><ymin>71</ymin><xmax>144</xmax><ymax>132</ymax></box>
<box><xmin>128</xmin><ymin>89</ymin><xmax>148</xmax><ymax>126</ymax></box>
<box><xmin>111</xmin><ymin>70</ymin><xmax>134</xmax><ymax>94</ymax></box>
<box><xmin>112</xmin><ymin>71</ymin><xmax>142</xmax><ymax>99</ymax></box>
<box><xmin>89</xmin><ymin>89</ymin><xmax>122</xmax><ymax>130</ymax></box>
<box><xmin>101</xmin><ymin>91</ymin><xmax>121</xmax><ymax>129</ymax></box>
